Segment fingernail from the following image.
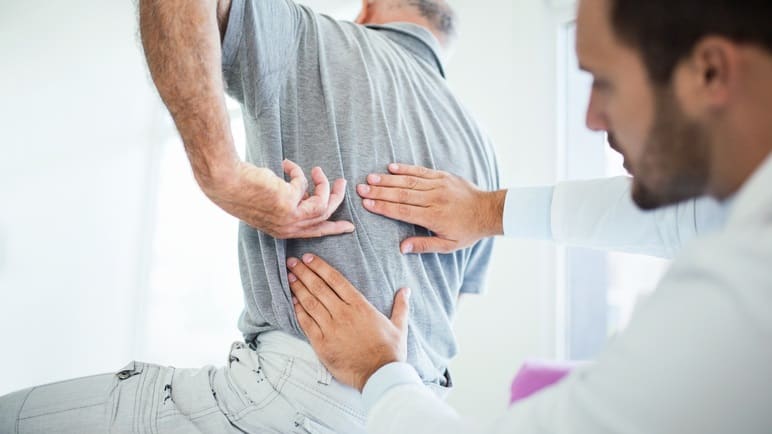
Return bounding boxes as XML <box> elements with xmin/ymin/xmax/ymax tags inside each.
<box><xmin>402</xmin><ymin>243</ymin><xmax>413</xmax><ymax>254</ymax></box>
<box><xmin>302</xmin><ymin>253</ymin><xmax>314</xmax><ymax>264</ymax></box>
<box><xmin>357</xmin><ymin>184</ymin><xmax>370</xmax><ymax>194</ymax></box>
<box><xmin>389</xmin><ymin>163</ymin><xmax>399</xmax><ymax>172</ymax></box>
<box><xmin>363</xmin><ymin>199</ymin><xmax>375</xmax><ymax>208</ymax></box>
<box><xmin>288</xmin><ymin>273</ymin><xmax>297</xmax><ymax>283</ymax></box>
<box><xmin>287</xmin><ymin>258</ymin><xmax>298</xmax><ymax>268</ymax></box>
<box><xmin>368</xmin><ymin>174</ymin><xmax>381</xmax><ymax>184</ymax></box>
<box><xmin>346</xmin><ymin>224</ymin><xmax>356</xmax><ymax>233</ymax></box>
<box><xmin>292</xmin><ymin>296</ymin><xmax>299</xmax><ymax>305</ymax></box>
<box><xmin>404</xmin><ymin>288</ymin><xmax>412</xmax><ymax>298</ymax></box>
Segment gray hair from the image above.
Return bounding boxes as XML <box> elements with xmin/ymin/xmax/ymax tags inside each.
<box><xmin>405</xmin><ymin>0</ymin><xmax>457</xmax><ymax>40</ymax></box>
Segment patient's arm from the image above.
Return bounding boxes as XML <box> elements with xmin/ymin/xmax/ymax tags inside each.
<box><xmin>138</xmin><ymin>0</ymin><xmax>353</xmax><ymax>239</ymax></box>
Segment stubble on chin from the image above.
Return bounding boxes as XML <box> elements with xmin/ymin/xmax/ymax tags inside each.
<box><xmin>628</xmin><ymin>90</ymin><xmax>711</xmax><ymax>210</ymax></box>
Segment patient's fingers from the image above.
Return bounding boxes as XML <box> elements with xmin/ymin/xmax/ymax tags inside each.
<box><xmin>283</xmin><ymin>159</ymin><xmax>309</xmax><ymax>201</ymax></box>
<box><xmin>293</xmin><ymin>300</ymin><xmax>324</xmax><ymax>342</ymax></box>
<box><xmin>325</xmin><ymin>178</ymin><xmax>348</xmax><ymax>217</ymax></box>
<box><xmin>356</xmin><ymin>184</ymin><xmax>429</xmax><ymax>207</ymax></box>
<box><xmin>297</xmin><ymin>167</ymin><xmax>330</xmax><ymax>219</ymax></box>
<box><xmin>287</xmin><ymin>267</ymin><xmax>333</xmax><ymax>327</ymax></box>
<box><xmin>297</xmin><ymin>254</ymin><xmax>363</xmax><ymax>305</ymax></box>
<box><xmin>291</xmin><ymin>220</ymin><xmax>355</xmax><ymax>239</ymax></box>
<box><xmin>361</xmin><ymin>199</ymin><xmax>430</xmax><ymax>228</ymax></box>
<box><xmin>310</xmin><ymin>166</ymin><xmax>331</xmax><ymax>206</ymax></box>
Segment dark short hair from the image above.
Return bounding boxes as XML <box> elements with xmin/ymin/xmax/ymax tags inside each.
<box><xmin>609</xmin><ymin>0</ymin><xmax>772</xmax><ymax>84</ymax></box>
<box><xmin>406</xmin><ymin>0</ymin><xmax>457</xmax><ymax>40</ymax></box>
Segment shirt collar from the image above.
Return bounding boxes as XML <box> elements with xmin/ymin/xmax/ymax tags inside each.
<box><xmin>367</xmin><ymin>22</ymin><xmax>447</xmax><ymax>78</ymax></box>
<box><xmin>725</xmin><ymin>152</ymin><xmax>772</xmax><ymax>229</ymax></box>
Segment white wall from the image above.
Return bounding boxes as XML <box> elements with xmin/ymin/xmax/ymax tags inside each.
<box><xmin>0</xmin><ymin>0</ymin><xmax>565</xmax><ymax>424</ymax></box>
<box><xmin>0</xmin><ymin>1</ymin><xmax>162</xmax><ymax>393</ymax></box>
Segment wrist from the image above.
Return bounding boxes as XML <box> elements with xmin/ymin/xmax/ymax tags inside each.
<box><xmin>479</xmin><ymin>189</ymin><xmax>506</xmax><ymax>237</ymax></box>
<box><xmin>357</xmin><ymin>358</ymin><xmax>399</xmax><ymax>392</ymax></box>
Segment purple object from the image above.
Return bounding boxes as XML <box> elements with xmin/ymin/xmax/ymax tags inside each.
<box><xmin>510</xmin><ymin>360</ymin><xmax>579</xmax><ymax>405</ymax></box>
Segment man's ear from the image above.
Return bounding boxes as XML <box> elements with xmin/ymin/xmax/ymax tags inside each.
<box><xmin>354</xmin><ymin>0</ymin><xmax>374</xmax><ymax>25</ymax></box>
<box><xmin>691</xmin><ymin>37</ymin><xmax>738</xmax><ymax>110</ymax></box>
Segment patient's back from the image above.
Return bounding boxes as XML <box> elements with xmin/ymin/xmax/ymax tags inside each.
<box><xmin>222</xmin><ymin>0</ymin><xmax>499</xmax><ymax>385</ymax></box>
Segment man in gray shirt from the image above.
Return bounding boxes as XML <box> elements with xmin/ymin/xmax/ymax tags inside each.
<box><xmin>0</xmin><ymin>0</ymin><xmax>499</xmax><ymax>432</ymax></box>
<box><xmin>222</xmin><ymin>0</ymin><xmax>499</xmax><ymax>384</ymax></box>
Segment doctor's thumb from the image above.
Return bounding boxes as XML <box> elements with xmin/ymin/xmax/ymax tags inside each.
<box><xmin>390</xmin><ymin>287</ymin><xmax>411</xmax><ymax>332</ymax></box>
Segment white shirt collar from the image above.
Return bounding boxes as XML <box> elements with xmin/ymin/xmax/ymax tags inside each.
<box><xmin>726</xmin><ymin>152</ymin><xmax>772</xmax><ymax>229</ymax></box>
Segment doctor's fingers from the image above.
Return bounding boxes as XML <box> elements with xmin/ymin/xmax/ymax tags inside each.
<box><xmin>293</xmin><ymin>300</ymin><xmax>324</xmax><ymax>342</ymax></box>
<box><xmin>362</xmin><ymin>199</ymin><xmax>433</xmax><ymax>229</ymax></box>
<box><xmin>356</xmin><ymin>184</ymin><xmax>432</xmax><ymax>207</ymax></box>
<box><xmin>287</xmin><ymin>270</ymin><xmax>334</xmax><ymax>329</ymax></box>
<box><xmin>296</xmin><ymin>254</ymin><xmax>364</xmax><ymax>306</ymax></box>
<box><xmin>366</xmin><ymin>173</ymin><xmax>437</xmax><ymax>191</ymax></box>
<box><xmin>288</xmin><ymin>256</ymin><xmax>348</xmax><ymax>312</ymax></box>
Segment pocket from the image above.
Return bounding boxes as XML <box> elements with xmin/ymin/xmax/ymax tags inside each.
<box><xmin>224</xmin><ymin>345</ymin><xmax>294</xmax><ymax>414</ymax></box>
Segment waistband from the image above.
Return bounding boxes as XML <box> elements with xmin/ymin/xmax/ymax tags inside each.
<box><xmin>253</xmin><ymin>330</ymin><xmax>320</xmax><ymax>363</ymax></box>
<box><xmin>248</xmin><ymin>330</ymin><xmax>452</xmax><ymax>399</ymax></box>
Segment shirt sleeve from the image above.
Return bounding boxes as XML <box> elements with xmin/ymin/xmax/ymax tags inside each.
<box><xmin>458</xmin><ymin>237</ymin><xmax>494</xmax><ymax>295</ymax></box>
<box><xmin>548</xmin><ymin>177</ymin><xmax>726</xmax><ymax>259</ymax></box>
<box><xmin>221</xmin><ymin>0</ymin><xmax>308</xmax><ymax>112</ymax></box>
<box><xmin>502</xmin><ymin>186</ymin><xmax>554</xmax><ymax>239</ymax></box>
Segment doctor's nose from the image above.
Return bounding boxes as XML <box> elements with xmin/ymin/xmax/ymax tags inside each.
<box><xmin>585</xmin><ymin>91</ymin><xmax>608</xmax><ymax>132</ymax></box>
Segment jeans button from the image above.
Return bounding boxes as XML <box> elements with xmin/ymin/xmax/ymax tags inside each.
<box><xmin>117</xmin><ymin>370</ymin><xmax>132</xmax><ymax>380</ymax></box>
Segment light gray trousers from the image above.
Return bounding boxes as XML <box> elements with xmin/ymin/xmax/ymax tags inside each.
<box><xmin>0</xmin><ymin>331</ymin><xmax>367</xmax><ymax>434</ymax></box>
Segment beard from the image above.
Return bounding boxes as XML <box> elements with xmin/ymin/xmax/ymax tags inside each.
<box><xmin>628</xmin><ymin>89</ymin><xmax>712</xmax><ymax>210</ymax></box>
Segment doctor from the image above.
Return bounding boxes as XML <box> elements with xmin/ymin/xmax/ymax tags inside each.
<box><xmin>285</xmin><ymin>0</ymin><xmax>772</xmax><ymax>432</ymax></box>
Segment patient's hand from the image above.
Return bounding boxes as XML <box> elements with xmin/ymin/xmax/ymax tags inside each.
<box><xmin>286</xmin><ymin>253</ymin><xmax>410</xmax><ymax>392</ymax></box>
<box><xmin>357</xmin><ymin>164</ymin><xmax>506</xmax><ymax>253</ymax></box>
<box><xmin>204</xmin><ymin>159</ymin><xmax>354</xmax><ymax>239</ymax></box>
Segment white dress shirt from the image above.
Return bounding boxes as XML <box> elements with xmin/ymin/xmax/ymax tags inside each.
<box><xmin>363</xmin><ymin>162</ymin><xmax>772</xmax><ymax>433</ymax></box>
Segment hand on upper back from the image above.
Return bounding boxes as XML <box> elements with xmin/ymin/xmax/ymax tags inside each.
<box><xmin>286</xmin><ymin>253</ymin><xmax>410</xmax><ymax>392</ymax></box>
<box><xmin>357</xmin><ymin>163</ymin><xmax>506</xmax><ymax>254</ymax></box>
<box><xmin>204</xmin><ymin>159</ymin><xmax>354</xmax><ymax>239</ymax></box>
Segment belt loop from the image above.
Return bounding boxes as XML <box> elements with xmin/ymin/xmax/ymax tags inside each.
<box><xmin>316</xmin><ymin>362</ymin><xmax>332</xmax><ymax>386</ymax></box>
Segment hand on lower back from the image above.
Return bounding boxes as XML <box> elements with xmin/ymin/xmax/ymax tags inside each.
<box><xmin>286</xmin><ymin>254</ymin><xmax>410</xmax><ymax>392</ymax></box>
<box><xmin>204</xmin><ymin>159</ymin><xmax>354</xmax><ymax>239</ymax></box>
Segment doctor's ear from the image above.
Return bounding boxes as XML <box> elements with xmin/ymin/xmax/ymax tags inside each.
<box><xmin>355</xmin><ymin>0</ymin><xmax>376</xmax><ymax>25</ymax></box>
<box><xmin>689</xmin><ymin>37</ymin><xmax>738</xmax><ymax>110</ymax></box>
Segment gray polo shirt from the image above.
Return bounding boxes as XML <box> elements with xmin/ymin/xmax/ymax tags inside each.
<box><xmin>222</xmin><ymin>0</ymin><xmax>500</xmax><ymax>385</ymax></box>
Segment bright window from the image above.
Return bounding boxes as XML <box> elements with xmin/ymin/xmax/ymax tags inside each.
<box><xmin>556</xmin><ymin>22</ymin><xmax>669</xmax><ymax>360</ymax></box>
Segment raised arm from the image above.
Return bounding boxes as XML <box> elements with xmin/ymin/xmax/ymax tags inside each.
<box><xmin>138</xmin><ymin>0</ymin><xmax>353</xmax><ymax>239</ymax></box>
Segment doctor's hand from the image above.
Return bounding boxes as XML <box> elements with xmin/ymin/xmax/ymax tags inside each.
<box><xmin>201</xmin><ymin>159</ymin><xmax>354</xmax><ymax>239</ymax></box>
<box><xmin>357</xmin><ymin>164</ymin><xmax>507</xmax><ymax>254</ymax></box>
<box><xmin>286</xmin><ymin>254</ymin><xmax>411</xmax><ymax>392</ymax></box>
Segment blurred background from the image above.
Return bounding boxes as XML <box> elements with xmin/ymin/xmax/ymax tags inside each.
<box><xmin>0</xmin><ymin>0</ymin><xmax>666</xmax><ymax>423</ymax></box>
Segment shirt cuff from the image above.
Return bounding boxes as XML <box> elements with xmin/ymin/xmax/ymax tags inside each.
<box><xmin>221</xmin><ymin>0</ymin><xmax>245</xmax><ymax>68</ymax></box>
<box><xmin>362</xmin><ymin>362</ymin><xmax>423</xmax><ymax>414</ymax></box>
<box><xmin>503</xmin><ymin>186</ymin><xmax>555</xmax><ymax>240</ymax></box>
